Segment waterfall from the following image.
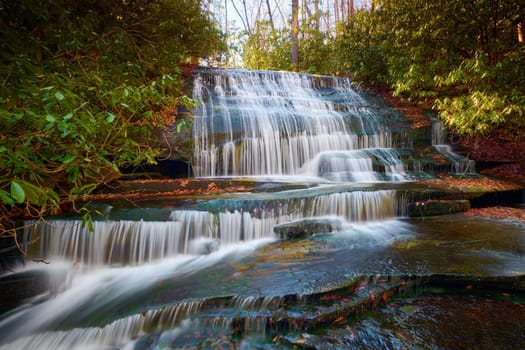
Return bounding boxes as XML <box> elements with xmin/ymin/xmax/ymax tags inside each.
<box><xmin>23</xmin><ymin>212</ymin><xmax>216</xmax><ymax>266</ymax></box>
<box><xmin>192</xmin><ymin>69</ymin><xmax>393</xmax><ymax>178</ymax></box>
<box><xmin>301</xmin><ymin>148</ymin><xmax>408</xmax><ymax>181</ymax></box>
<box><xmin>432</xmin><ymin>119</ymin><xmax>476</xmax><ymax>174</ymax></box>
<box><xmin>0</xmin><ymin>300</ymin><xmax>206</xmax><ymax>350</ymax></box>
<box><xmin>22</xmin><ymin>190</ymin><xmax>399</xmax><ymax>268</ymax></box>
<box><xmin>2</xmin><ymin>68</ymin><xmax>502</xmax><ymax>350</ymax></box>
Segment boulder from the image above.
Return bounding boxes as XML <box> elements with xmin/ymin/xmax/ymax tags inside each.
<box><xmin>273</xmin><ymin>218</ymin><xmax>342</xmax><ymax>240</ymax></box>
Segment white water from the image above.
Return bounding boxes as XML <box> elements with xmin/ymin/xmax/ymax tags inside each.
<box><xmin>300</xmin><ymin>148</ymin><xmax>408</xmax><ymax>182</ymax></box>
<box><xmin>1</xmin><ymin>68</ymin><xmax>460</xmax><ymax>349</ymax></box>
<box><xmin>193</xmin><ymin>69</ymin><xmax>393</xmax><ymax>178</ymax></box>
<box><xmin>22</xmin><ymin>189</ymin><xmax>399</xmax><ymax>268</ymax></box>
<box><xmin>23</xmin><ymin>211</ymin><xmax>217</xmax><ymax>266</ymax></box>
<box><xmin>1</xmin><ymin>217</ymin><xmax>415</xmax><ymax>350</ymax></box>
<box><xmin>0</xmin><ymin>240</ymin><xmax>271</xmax><ymax>350</ymax></box>
<box><xmin>432</xmin><ymin>120</ymin><xmax>476</xmax><ymax>174</ymax></box>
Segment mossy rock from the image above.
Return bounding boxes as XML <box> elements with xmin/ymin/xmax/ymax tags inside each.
<box><xmin>407</xmin><ymin>199</ymin><xmax>470</xmax><ymax>217</ymax></box>
<box><xmin>274</xmin><ymin>218</ymin><xmax>342</xmax><ymax>240</ymax></box>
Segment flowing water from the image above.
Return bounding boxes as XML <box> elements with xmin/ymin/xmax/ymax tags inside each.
<box><xmin>0</xmin><ymin>68</ymin><xmax>523</xmax><ymax>349</ymax></box>
<box><xmin>192</xmin><ymin>69</ymin><xmax>403</xmax><ymax>178</ymax></box>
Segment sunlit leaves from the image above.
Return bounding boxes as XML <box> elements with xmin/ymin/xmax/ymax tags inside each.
<box><xmin>10</xmin><ymin>181</ymin><xmax>25</xmax><ymax>203</ymax></box>
<box><xmin>54</xmin><ymin>91</ymin><xmax>64</xmax><ymax>101</ymax></box>
<box><xmin>436</xmin><ymin>91</ymin><xmax>520</xmax><ymax>135</ymax></box>
<box><xmin>106</xmin><ymin>112</ymin><xmax>116</xmax><ymax>123</ymax></box>
<box><xmin>0</xmin><ymin>0</ymin><xmax>224</xmax><ymax>215</ymax></box>
<box><xmin>433</xmin><ymin>52</ymin><xmax>525</xmax><ymax>135</ymax></box>
<box><xmin>332</xmin><ymin>0</ymin><xmax>525</xmax><ymax>136</ymax></box>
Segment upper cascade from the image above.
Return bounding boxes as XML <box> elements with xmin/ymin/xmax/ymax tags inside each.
<box><xmin>192</xmin><ymin>68</ymin><xmax>405</xmax><ymax>179</ymax></box>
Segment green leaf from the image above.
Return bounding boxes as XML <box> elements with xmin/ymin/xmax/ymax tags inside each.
<box><xmin>82</xmin><ymin>212</ymin><xmax>94</xmax><ymax>232</ymax></box>
<box><xmin>0</xmin><ymin>190</ymin><xmax>14</xmax><ymax>206</ymax></box>
<box><xmin>176</xmin><ymin>120</ymin><xmax>186</xmax><ymax>133</ymax></box>
<box><xmin>0</xmin><ymin>146</ymin><xmax>6</xmax><ymax>153</ymax></box>
<box><xmin>106</xmin><ymin>112</ymin><xmax>116</xmax><ymax>123</ymax></box>
<box><xmin>55</xmin><ymin>91</ymin><xmax>65</xmax><ymax>101</ymax></box>
<box><xmin>46</xmin><ymin>115</ymin><xmax>56</xmax><ymax>123</ymax></box>
<box><xmin>10</xmin><ymin>181</ymin><xmax>25</xmax><ymax>203</ymax></box>
<box><xmin>63</xmin><ymin>113</ymin><xmax>73</xmax><ymax>120</ymax></box>
<box><xmin>17</xmin><ymin>181</ymin><xmax>47</xmax><ymax>207</ymax></box>
<box><xmin>61</xmin><ymin>154</ymin><xmax>76</xmax><ymax>163</ymax></box>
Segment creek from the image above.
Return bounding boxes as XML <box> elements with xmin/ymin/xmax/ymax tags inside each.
<box><xmin>0</xmin><ymin>68</ymin><xmax>523</xmax><ymax>349</ymax></box>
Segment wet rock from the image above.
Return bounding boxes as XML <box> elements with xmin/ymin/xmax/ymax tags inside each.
<box><xmin>276</xmin><ymin>334</ymin><xmax>320</xmax><ymax>349</ymax></box>
<box><xmin>427</xmin><ymin>274</ymin><xmax>525</xmax><ymax>292</ymax></box>
<box><xmin>0</xmin><ymin>270</ymin><xmax>58</xmax><ymax>314</ymax></box>
<box><xmin>273</xmin><ymin>218</ymin><xmax>343</xmax><ymax>240</ymax></box>
<box><xmin>189</xmin><ymin>238</ymin><xmax>221</xmax><ymax>255</ymax></box>
<box><xmin>407</xmin><ymin>199</ymin><xmax>470</xmax><ymax>217</ymax></box>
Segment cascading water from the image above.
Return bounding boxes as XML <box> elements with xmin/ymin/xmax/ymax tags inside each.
<box><xmin>3</xmin><ymin>68</ymin><xmax>516</xmax><ymax>350</ymax></box>
<box><xmin>432</xmin><ymin>119</ymin><xmax>476</xmax><ymax>174</ymax></box>
<box><xmin>0</xmin><ymin>69</ymin><xmax>414</xmax><ymax>349</ymax></box>
<box><xmin>301</xmin><ymin>148</ymin><xmax>408</xmax><ymax>182</ymax></box>
<box><xmin>192</xmin><ymin>69</ymin><xmax>400</xmax><ymax>178</ymax></box>
<box><xmin>22</xmin><ymin>189</ymin><xmax>399</xmax><ymax>269</ymax></box>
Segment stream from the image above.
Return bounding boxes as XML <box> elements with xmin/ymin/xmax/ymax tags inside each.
<box><xmin>0</xmin><ymin>68</ymin><xmax>523</xmax><ymax>349</ymax></box>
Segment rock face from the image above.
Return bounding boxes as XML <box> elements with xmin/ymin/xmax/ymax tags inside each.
<box><xmin>407</xmin><ymin>199</ymin><xmax>471</xmax><ymax>217</ymax></box>
<box><xmin>273</xmin><ymin>218</ymin><xmax>342</xmax><ymax>240</ymax></box>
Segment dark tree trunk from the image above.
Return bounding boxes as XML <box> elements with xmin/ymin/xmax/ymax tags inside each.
<box><xmin>291</xmin><ymin>0</ymin><xmax>299</xmax><ymax>71</ymax></box>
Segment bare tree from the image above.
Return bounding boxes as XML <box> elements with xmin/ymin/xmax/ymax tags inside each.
<box><xmin>313</xmin><ymin>0</ymin><xmax>320</xmax><ymax>30</ymax></box>
<box><xmin>274</xmin><ymin>0</ymin><xmax>287</xmax><ymax>27</ymax></box>
<box><xmin>242</xmin><ymin>0</ymin><xmax>252</xmax><ymax>34</ymax></box>
<box><xmin>291</xmin><ymin>0</ymin><xmax>299</xmax><ymax>70</ymax></box>
<box><xmin>348</xmin><ymin>0</ymin><xmax>354</xmax><ymax>18</ymax></box>
<box><xmin>265</xmin><ymin>0</ymin><xmax>275</xmax><ymax>30</ymax></box>
<box><xmin>231</xmin><ymin>0</ymin><xmax>252</xmax><ymax>34</ymax></box>
<box><xmin>334</xmin><ymin>0</ymin><xmax>340</xmax><ymax>25</ymax></box>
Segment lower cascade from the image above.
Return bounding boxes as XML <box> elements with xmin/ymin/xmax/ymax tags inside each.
<box><xmin>22</xmin><ymin>190</ymin><xmax>399</xmax><ymax>268</ymax></box>
<box><xmin>1</xmin><ymin>68</ymin><xmax>521</xmax><ymax>350</ymax></box>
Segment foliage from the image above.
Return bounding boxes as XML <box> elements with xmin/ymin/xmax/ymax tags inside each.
<box><xmin>298</xmin><ymin>19</ymin><xmax>335</xmax><ymax>75</ymax></box>
<box><xmin>242</xmin><ymin>19</ymin><xmax>335</xmax><ymax>74</ymax></box>
<box><xmin>434</xmin><ymin>52</ymin><xmax>525</xmax><ymax>135</ymax></box>
<box><xmin>343</xmin><ymin>0</ymin><xmax>525</xmax><ymax>135</ymax></box>
<box><xmin>332</xmin><ymin>10</ymin><xmax>388</xmax><ymax>85</ymax></box>
<box><xmin>241</xmin><ymin>21</ymin><xmax>293</xmax><ymax>71</ymax></box>
<box><xmin>238</xmin><ymin>0</ymin><xmax>524</xmax><ymax>137</ymax></box>
<box><xmin>0</xmin><ymin>0</ymin><xmax>224</xmax><ymax>227</ymax></box>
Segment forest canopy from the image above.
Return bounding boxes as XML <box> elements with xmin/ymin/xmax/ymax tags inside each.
<box><xmin>236</xmin><ymin>0</ymin><xmax>524</xmax><ymax>137</ymax></box>
<box><xmin>0</xmin><ymin>0</ymin><xmax>224</xmax><ymax>223</ymax></box>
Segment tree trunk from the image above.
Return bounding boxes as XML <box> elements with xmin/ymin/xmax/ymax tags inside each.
<box><xmin>242</xmin><ymin>0</ymin><xmax>252</xmax><ymax>35</ymax></box>
<box><xmin>313</xmin><ymin>0</ymin><xmax>320</xmax><ymax>30</ymax></box>
<box><xmin>334</xmin><ymin>0</ymin><xmax>340</xmax><ymax>24</ymax></box>
<box><xmin>265</xmin><ymin>0</ymin><xmax>275</xmax><ymax>31</ymax></box>
<box><xmin>291</xmin><ymin>0</ymin><xmax>299</xmax><ymax>71</ymax></box>
<box><xmin>348</xmin><ymin>0</ymin><xmax>354</xmax><ymax>18</ymax></box>
<box><xmin>231</xmin><ymin>0</ymin><xmax>251</xmax><ymax>35</ymax></box>
<box><xmin>224</xmin><ymin>0</ymin><xmax>228</xmax><ymax>64</ymax></box>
